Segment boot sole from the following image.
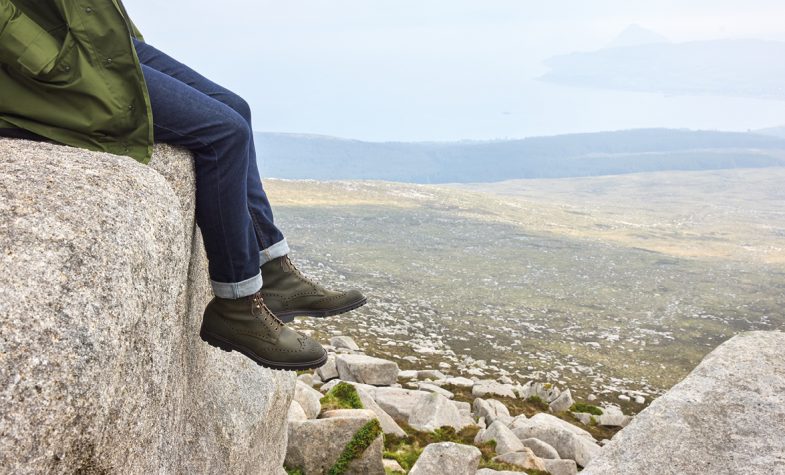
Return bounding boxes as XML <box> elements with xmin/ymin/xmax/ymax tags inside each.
<box><xmin>274</xmin><ymin>296</ymin><xmax>368</xmax><ymax>323</ymax></box>
<box><xmin>199</xmin><ymin>330</ymin><xmax>328</xmax><ymax>370</ymax></box>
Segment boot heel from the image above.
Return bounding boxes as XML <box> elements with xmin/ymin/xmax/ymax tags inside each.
<box><xmin>200</xmin><ymin>330</ymin><xmax>234</xmax><ymax>353</ymax></box>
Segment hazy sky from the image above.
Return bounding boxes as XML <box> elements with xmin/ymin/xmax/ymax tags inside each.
<box><xmin>125</xmin><ymin>1</ymin><xmax>785</xmax><ymax>141</ymax></box>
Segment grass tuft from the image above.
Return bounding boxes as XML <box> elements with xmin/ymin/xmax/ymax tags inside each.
<box><xmin>570</xmin><ymin>402</ymin><xmax>603</xmax><ymax>416</ymax></box>
<box><xmin>320</xmin><ymin>382</ymin><xmax>364</xmax><ymax>412</ymax></box>
<box><xmin>328</xmin><ymin>419</ymin><xmax>383</xmax><ymax>475</ymax></box>
<box><xmin>525</xmin><ymin>395</ymin><xmax>549</xmax><ymax>411</ymax></box>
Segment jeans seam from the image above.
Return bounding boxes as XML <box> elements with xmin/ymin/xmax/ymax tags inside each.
<box><xmin>153</xmin><ymin>121</ymin><xmax>237</xmax><ymax>280</ymax></box>
<box><xmin>248</xmin><ymin>209</ymin><xmax>270</xmax><ymax>251</ymax></box>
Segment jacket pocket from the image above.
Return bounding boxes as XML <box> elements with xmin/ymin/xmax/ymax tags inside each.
<box><xmin>33</xmin><ymin>29</ymin><xmax>79</xmax><ymax>84</ymax></box>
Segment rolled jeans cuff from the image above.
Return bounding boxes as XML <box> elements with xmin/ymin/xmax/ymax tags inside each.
<box><xmin>211</xmin><ymin>271</ymin><xmax>262</xmax><ymax>299</ymax></box>
<box><xmin>259</xmin><ymin>238</ymin><xmax>290</xmax><ymax>266</ymax></box>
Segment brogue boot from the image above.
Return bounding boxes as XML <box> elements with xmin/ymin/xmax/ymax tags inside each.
<box><xmin>260</xmin><ymin>255</ymin><xmax>367</xmax><ymax>322</ymax></box>
<box><xmin>200</xmin><ymin>290</ymin><xmax>327</xmax><ymax>370</ymax></box>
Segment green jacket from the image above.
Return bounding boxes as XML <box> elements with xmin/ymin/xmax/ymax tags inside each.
<box><xmin>0</xmin><ymin>0</ymin><xmax>153</xmax><ymax>163</ymax></box>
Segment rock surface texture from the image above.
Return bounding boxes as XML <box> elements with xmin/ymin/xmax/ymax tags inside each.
<box><xmin>286</xmin><ymin>414</ymin><xmax>385</xmax><ymax>475</ymax></box>
<box><xmin>0</xmin><ymin>140</ymin><xmax>295</xmax><ymax>474</ymax></box>
<box><xmin>408</xmin><ymin>442</ymin><xmax>481</xmax><ymax>475</ymax></box>
<box><xmin>583</xmin><ymin>331</ymin><xmax>785</xmax><ymax>475</ymax></box>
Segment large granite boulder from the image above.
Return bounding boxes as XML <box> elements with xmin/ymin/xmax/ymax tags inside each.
<box><xmin>286</xmin><ymin>414</ymin><xmax>385</xmax><ymax>475</ymax></box>
<box><xmin>583</xmin><ymin>331</ymin><xmax>785</xmax><ymax>475</ymax></box>
<box><xmin>0</xmin><ymin>140</ymin><xmax>296</xmax><ymax>473</ymax></box>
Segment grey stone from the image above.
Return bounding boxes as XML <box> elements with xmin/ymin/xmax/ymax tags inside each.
<box><xmin>398</xmin><ymin>370</ymin><xmax>419</xmax><ymax>379</ymax></box>
<box><xmin>475</xmin><ymin>469</ymin><xmax>521</xmax><ymax>475</ymax></box>
<box><xmin>511</xmin><ymin>413</ymin><xmax>600</xmax><ymax>467</ymax></box>
<box><xmin>472</xmin><ymin>381</ymin><xmax>517</xmax><ymax>399</ymax></box>
<box><xmin>596</xmin><ymin>404</ymin><xmax>631</xmax><ymax>428</ymax></box>
<box><xmin>297</xmin><ymin>373</ymin><xmax>315</xmax><ymax>386</ymax></box>
<box><xmin>418</xmin><ymin>369</ymin><xmax>447</xmax><ymax>380</ymax></box>
<box><xmin>418</xmin><ymin>382</ymin><xmax>455</xmax><ymax>399</ymax></box>
<box><xmin>492</xmin><ymin>448</ymin><xmax>547</xmax><ymax>471</ymax></box>
<box><xmin>583</xmin><ymin>331</ymin><xmax>785</xmax><ymax>475</ymax></box>
<box><xmin>452</xmin><ymin>400</ymin><xmax>477</xmax><ymax>429</ymax></box>
<box><xmin>453</xmin><ymin>400</ymin><xmax>472</xmax><ymax>418</ymax></box>
<box><xmin>319</xmin><ymin>409</ymin><xmax>378</xmax><ymax>419</ymax></box>
<box><xmin>294</xmin><ymin>380</ymin><xmax>324</xmax><ymax>419</ymax></box>
<box><xmin>286</xmin><ymin>415</ymin><xmax>384</xmax><ymax>475</ymax></box>
<box><xmin>543</xmin><ymin>458</ymin><xmax>579</xmax><ymax>475</ymax></box>
<box><xmin>634</xmin><ymin>396</ymin><xmax>646</xmax><ymax>404</ymax></box>
<box><xmin>513</xmin><ymin>413</ymin><xmax>595</xmax><ymax>440</ymax></box>
<box><xmin>474</xmin><ymin>421</ymin><xmax>524</xmax><ymax>454</ymax></box>
<box><xmin>571</xmin><ymin>412</ymin><xmax>594</xmax><ymax>425</ymax></box>
<box><xmin>0</xmin><ymin>140</ymin><xmax>295</xmax><ymax>473</ymax></box>
<box><xmin>442</xmin><ymin>376</ymin><xmax>475</xmax><ymax>388</ymax></box>
<box><xmin>336</xmin><ymin>354</ymin><xmax>399</xmax><ymax>385</ymax></box>
<box><xmin>316</xmin><ymin>354</ymin><xmax>339</xmax><ymax>382</ymax></box>
<box><xmin>330</xmin><ymin>335</ymin><xmax>360</xmax><ymax>351</ymax></box>
<box><xmin>288</xmin><ymin>401</ymin><xmax>308</xmax><ymax>423</ymax></box>
<box><xmin>549</xmin><ymin>388</ymin><xmax>575</xmax><ymax>413</ymax></box>
<box><xmin>409</xmin><ymin>442</ymin><xmax>481</xmax><ymax>475</ymax></box>
<box><xmin>518</xmin><ymin>382</ymin><xmax>561</xmax><ymax>402</ymax></box>
<box><xmin>409</xmin><ymin>392</ymin><xmax>472</xmax><ymax>432</ymax></box>
<box><xmin>383</xmin><ymin>458</ymin><xmax>406</xmax><ymax>473</ymax></box>
<box><xmin>355</xmin><ymin>386</ymin><xmax>407</xmax><ymax>437</ymax></box>
<box><xmin>319</xmin><ymin>378</ymin><xmax>376</xmax><ymax>395</ymax></box>
<box><xmin>373</xmin><ymin>387</ymin><xmax>429</xmax><ymax>421</ymax></box>
<box><xmin>521</xmin><ymin>437</ymin><xmax>560</xmax><ymax>459</ymax></box>
<box><xmin>473</xmin><ymin>398</ymin><xmax>512</xmax><ymax>426</ymax></box>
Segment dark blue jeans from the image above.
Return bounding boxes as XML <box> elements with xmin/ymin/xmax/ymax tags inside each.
<box><xmin>133</xmin><ymin>38</ymin><xmax>288</xmax><ymax>298</ymax></box>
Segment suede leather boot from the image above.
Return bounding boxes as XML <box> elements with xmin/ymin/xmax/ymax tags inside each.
<box><xmin>260</xmin><ymin>255</ymin><xmax>367</xmax><ymax>322</ymax></box>
<box><xmin>200</xmin><ymin>289</ymin><xmax>327</xmax><ymax>370</ymax></box>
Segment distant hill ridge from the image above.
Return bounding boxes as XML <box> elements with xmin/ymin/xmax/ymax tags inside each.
<box><xmin>255</xmin><ymin>128</ymin><xmax>785</xmax><ymax>183</ymax></box>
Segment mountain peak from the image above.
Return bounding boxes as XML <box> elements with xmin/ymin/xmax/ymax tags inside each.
<box><xmin>607</xmin><ymin>24</ymin><xmax>669</xmax><ymax>49</ymax></box>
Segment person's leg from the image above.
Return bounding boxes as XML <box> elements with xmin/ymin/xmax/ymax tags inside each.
<box><xmin>132</xmin><ymin>38</ymin><xmax>288</xmax><ymax>266</ymax></box>
<box><xmin>139</xmin><ymin>61</ymin><xmax>326</xmax><ymax>370</ymax></box>
<box><xmin>139</xmin><ymin>63</ymin><xmax>260</xmax><ymax>298</ymax></box>
<box><xmin>134</xmin><ymin>39</ymin><xmax>367</xmax><ymax>322</ymax></box>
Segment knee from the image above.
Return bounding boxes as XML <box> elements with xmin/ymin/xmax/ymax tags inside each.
<box><xmin>224</xmin><ymin>93</ymin><xmax>252</xmax><ymax>124</ymax></box>
<box><xmin>221</xmin><ymin>110</ymin><xmax>251</xmax><ymax>145</ymax></box>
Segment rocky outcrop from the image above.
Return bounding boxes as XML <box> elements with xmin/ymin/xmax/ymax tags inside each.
<box><xmin>583</xmin><ymin>331</ymin><xmax>785</xmax><ymax>475</ymax></box>
<box><xmin>0</xmin><ymin>140</ymin><xmax>295</xmax><ymax>473</ymax></box>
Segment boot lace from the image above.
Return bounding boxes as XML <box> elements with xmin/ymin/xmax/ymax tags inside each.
<box><xmin>251</xmin><ymin>292</ymin><xmax>284</xmax><ymax>332</ymax></box>
<box><xmin>283</xmin><ymin>255</ymin><xmax>322</xmax><ymax>289</ymax></box>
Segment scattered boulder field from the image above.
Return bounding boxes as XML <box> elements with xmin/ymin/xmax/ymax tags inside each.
<box><xmin>286</xmin><ymin>331</ymin><xmax>785</xmax><ymax>475</ymax></box>
<box><xmin>285</xmin><ymin>335</ymin><xmax>626</xmax><ymax>475</ymax></box>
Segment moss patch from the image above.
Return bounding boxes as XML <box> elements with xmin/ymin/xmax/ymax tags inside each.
<box><xmin>320</xmin><ymin>382</ymin><xmax>364</xmax><ymax>412</ymax></box>
<box><xmin>525</xmin><ymin>395</ymin><xmax>550</xmax><ymax>412</ymax></box>
<box><xmin>284</xmin><ymin>467</ymin><xmax>304</xmax><ymax>475</ymax></box>
<box><xmin>570</xmin><ymin>402</ymin><xmax>603</xmax><ymax>415</ymax></box>
<box><xmin>327</xmin><ymin>419</ymin><xmax>383</xmax><ymax>475</ymax></box>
